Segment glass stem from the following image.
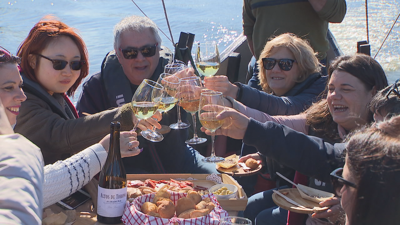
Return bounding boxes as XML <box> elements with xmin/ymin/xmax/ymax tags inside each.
<box><xmin>192</xmin><ymin>113</ymin><xmax>199</xmax><ymax>139</ymax></box>
<box><xmin>210</xmin><ymin>132</ymin><xmax>216</xmax><ymax>157</ymax></box>
<box><xmin>131</xmin><ymin>119</ymin><xmax>140</xmax><ymax>132</ymax></box>
<box><xmin>177</xmin><ymin>103</ymin><xmax>182</xmax><ymax>123</ymax></box>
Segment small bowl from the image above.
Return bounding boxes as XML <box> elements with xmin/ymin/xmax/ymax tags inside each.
<box><xmin>209</xmin><ymin>183</ymin><xmax>238</xmax><ymax>199</ymax></box>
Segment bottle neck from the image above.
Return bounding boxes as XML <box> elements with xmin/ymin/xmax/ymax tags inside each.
<box><xmin>108</xmin><ymin>126</ymin><xmax>121</xmax><ymax>159</ymax></box>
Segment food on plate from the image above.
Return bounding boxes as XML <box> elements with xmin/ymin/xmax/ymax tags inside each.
<box><xmin>245</xmin><ymin>158</ymin><xmax>259</xmax><ymax>170</ymax></box>
<box><xmin>212</xmin><ymin>186</ymin><xmax>234</xmax><ymax>196</ymax></box>
<box><xmin>141</xmin><ymin>202</ymin><xmax>157</xmax><ymax>214</ymax></box>
<box><xmin>216</xmin><ymin>154</ymin><xmax>238</xmax><ymax>169</ymax></box>
<box><xmin>175</xmin><ymin>197</ymin><xmax>196</xmax><ymax>216</ymax></box>
<box><xmin>187</xmin><ymin>190</ymin><xmax>202</xmax><ymax>204</ymax></box>
<box><xmin>156</xmin><ymin>199</ymin><xmax>176</xmax><ymax>219</ymax></box>
<box><xmin>126</xmin><ymin>178</ymin><xmax>201</xmax><ymax>198</ymax></box>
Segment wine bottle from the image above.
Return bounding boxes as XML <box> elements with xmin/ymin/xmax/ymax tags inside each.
<box><xmin>97</xmin><ymin>122</ymin><xmax>127</xmax><ymax>224</ymax></box>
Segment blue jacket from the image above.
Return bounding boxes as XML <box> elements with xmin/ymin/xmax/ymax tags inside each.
<box><xmin>239</xmin><ymin>72</ymin><xmax>327</xmax><ymax>116</ymax></box>
<box><xmin>76</xmin><ymin>51</ymin><xmax>193</xmax><ymax>174</ymax></box>
<box><xmin>244</xmin><ymin>119</ymin><xmax>345</xmax><ymax>191</ymax></box>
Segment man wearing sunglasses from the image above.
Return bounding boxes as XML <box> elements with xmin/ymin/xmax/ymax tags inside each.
<box><xmin>77</xmin><ymin>15</ymin><xmax>217</xmax><ymax>175</ymax></box>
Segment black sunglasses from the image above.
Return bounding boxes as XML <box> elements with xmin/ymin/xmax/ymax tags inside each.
<box><xmin>262</xmin><ymin>58</ymin><xmax>296</xmax><ymax>71</ymax></box>
<box><xmin>330</xmin><ymin>167</ymin><xmax>357</xmax><ymax>195</ymax></box>
<box><xmin>120</xmin><ymin>43</ymin><xmax>158</xmax><ymax>59</ymax></box>
<box><xmin>36</xmin><ymin>54</ymin><xmax>84</xmax><ymax>71</ymax></box>
<box><xmin>386</xmin><ymin>78</ymin><xmax>400</xmax><ymax>99</ymax></box>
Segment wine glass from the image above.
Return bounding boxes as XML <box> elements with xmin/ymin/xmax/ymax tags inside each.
<box><xmin>195</xmin><ymin>41</ymin><xmax>220</xmax><ymax>78</ymax></box>
<box><xmin>164</xmin><ymin>60</ymin><xmax>186</xmax><ymax>74</ymax></box>
<box><xmin>131</xmin><ymin>79</ymin><xmax>163</xmax><ymax>142</ymax></box>
<box><xmin>154</xmin><ymin>73</ymin><xmax>179</xmax><ymax>114</ymax></box>
<box><xmin>199</xmin><ymin>90</ymin><xmax>225</xmax><ymax>163</ymax></box>
<box><xmin>219</xmin><ymin>216</ymin><xmax>252</xmax><ymax>225</ymax></box>
<box><xmin>178</xmin><ymin>76</ymin><xmax>207</xmax><ymax>145</ymax></box>
<box><xmin>163</xmin><ymin>62</ymin><xmax>191</xmax><ymax>130</ymax></box>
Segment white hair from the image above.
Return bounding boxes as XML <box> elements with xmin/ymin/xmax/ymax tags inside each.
<box><xmin>113</xmin><ymin>15</ymin><xmax>162</xmax><ymax>50</ymax></box>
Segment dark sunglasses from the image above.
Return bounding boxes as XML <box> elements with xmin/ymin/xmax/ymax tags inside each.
<box><xmin>386</xmin><ymin>78</ymin><xmax>400</xmax><ymax>99</ymax></box>
<box><xmin>120</xmin><ymin>43</ymin><xmax>158</xmax><ymax>59</ymax></box>
<box><xmin>36</xmin><ymin>54</ymin><xmax>84</xmax><ymax>71</ymax></box>
<box><xmin>330</xmin><ymin>167</ymin><xmax>357</xmax><ymax>195</ymax></box>
<box><xmin>262</xmin><ymin>58</ymin><xmax>296</xmax><ymax>71</ymax></box>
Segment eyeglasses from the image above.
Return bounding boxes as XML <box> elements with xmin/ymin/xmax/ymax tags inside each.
<box><xmin>330</xmin><ymin>167</ymin><xmax>357</xmax><ymax>195</ymax></box>
<box><xmin>119</xmin><ymin>43</ymin><xmax>158</xmax><ymax>59</ymax></box>
<box><xmin>386</xmin><ymin>78</ymin><xmax>400</xmax><ymax>99</ymax></box>
<box><xmin>262</xmin><ymin>58</ymin><xmax>296</xmax><ymax>71</ymax></box>
<box><xmin>35</xmin><ymin>54</ymin><xmax>84</xmax><ymax>71</ymax></box>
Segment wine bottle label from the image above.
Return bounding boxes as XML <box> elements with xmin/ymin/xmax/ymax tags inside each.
<box><xmin>97</xmin><ymin>186</ymin><xmax>127</xmax><ymax>217</ymax></box>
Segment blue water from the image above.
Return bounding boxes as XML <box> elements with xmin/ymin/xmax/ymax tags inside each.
<box><xmin>1</xmin><ymin>0</ymin><xmax>399</xmax><ymax>103</ymax></box>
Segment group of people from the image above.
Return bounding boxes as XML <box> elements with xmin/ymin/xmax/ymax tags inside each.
<box><xmin>1</xmin><ymin>1</ymin><xmax>400</xmax><ymax>225</ymax></box>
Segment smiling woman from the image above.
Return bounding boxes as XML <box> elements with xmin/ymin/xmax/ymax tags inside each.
<box><xmin>0</xmin><ymin>48</ymin><xmax>27</xmax><ymax>126</ymax></box>
<box><xmin>13</xmin><ymin>16</ymin><xmax>140</xmax><ymax>165</ymax></box>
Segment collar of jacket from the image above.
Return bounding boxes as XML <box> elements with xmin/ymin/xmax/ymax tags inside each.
<box><xmin>21</xmin><ymin>75</ymin><xmax>72</xmax><ymax>119</ymax></box>
<box><xmin>100</xmin><ymin>50</ymin><xmax>169</xmax><ymax>108</ymax></box>
<box><xmin>284</xmin><ymin>72</ymin><xmax>324</xmax><ymax>96</ymax></box>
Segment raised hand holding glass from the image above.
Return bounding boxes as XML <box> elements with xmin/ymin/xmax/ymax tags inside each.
<box><xmin>178</xmin><ymin>76</ymin><xmax>207</xmax><ymax>145</ymax></box>
<box><xmin>195</xmin><ymin>41</ymin><xmax>220</xmax><ymax>78</ymax></box>
<box><xmin>199</xmin><ymin>90</ymin><xmax>225</xmax><ymax>162</ymax></box>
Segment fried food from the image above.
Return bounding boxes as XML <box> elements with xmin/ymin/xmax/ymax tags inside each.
<box><xmin>178</xmin><ymin>209</ymin><xmax>195</xmax><ymax>219</ymax></box>
<box><xmin>190</xmin><ymin>209</ymin><xmax>210</xmax><ymax>218</ymax></box>
<box><xmin>127</xmin><ymin>187</ymin><xmax>142</xmax><ymax>198</ymax></box>
<box><xmin>141</xmin><ymin>202</ymin><xmax>158</xmax><ymax>215</ymax></box>
<box><xmin>196</xmin><ymin>200</ymin><xmax>215</xmax><ymax>211</ymax></box>
<box><xmin>245</xmin><ymin>158</ymin><xmax>259</xmax><ymax>170</ymax></box>
<box><xmin>147</xmin><ymin>211</ymin><xmax>161</xmax><ymax>217</ymax></box>
<box><xmin>216</xmin><ymin>158</ymin><xmax>238</xmax><ymax>169</ymax></box>
<box><xmin>175</xmin><ymin>197</ymin><xmax>196</xmax><ymax>216</ymax></box>
<box><xmin>153</xmin><ymin>189</ymin><xmax>171</xmax><ymax>203</ymax></box>
<box><xmin>187</xmin><ymin>190</ymin><xmax>202</xmax><ymax>205</ymax></box>
<box><xmin>156</xmin><ymin>199</ymin><xmax>176</xmax><ymax>219</ymax></box>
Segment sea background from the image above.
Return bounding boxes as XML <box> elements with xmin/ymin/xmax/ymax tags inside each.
<box><xmin>1</xmin><ymin>0</ymin><xmax>399</xmax><ymax>104</ymax></box>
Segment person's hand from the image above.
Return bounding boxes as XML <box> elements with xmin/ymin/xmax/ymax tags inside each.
<box><xmin>204</xmin><ymin>75</ymin><xmax>238</xmax><ymax>98</ymax></box>
<box><xmin>99</xmin><ymin>131</ymin><xmax>141</xmax><ymax>158</ymax></box>
<box><xmin>175</xmin><ymin>68</ymin><xmax>196</xmax><ymax>79</ymax></box>
<box><xmin>238</xmin><ymin>153</ymin><xmax>262</xmax><ymax>163</ymax></box>
<box><xmin>200</xmin><ymin>106</ymin><xmax>250</xmax><ymax>139</ymax></box>
<box><xmin>312</xmin><ymin>197</ymin><xmax>344</xmax><ymax>223</ymax></box>
<box><xmin>136</xmin><ymin>111</ymin><xmax>162</xmax><ymax>131</ymax></box>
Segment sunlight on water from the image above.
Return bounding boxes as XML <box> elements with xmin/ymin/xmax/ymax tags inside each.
<box><xmin>0</xmin><ymin>0</ymin><xmax>399</xmax><ymax>101</ymax></box>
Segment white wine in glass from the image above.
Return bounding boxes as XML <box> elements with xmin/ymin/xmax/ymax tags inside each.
<box><xmin>162</xmin><ymin>64</ymin><xmax>190</xmax><ymax>130</ymax></box>
<box><xmin>131</xmin><ymin>79</ymin><xmax>163</xmax><ymax>142</ymax></box>
<box><xmin>199</xmin><ymin>90</ymin><xmax>225</xmax><ymax>163</ymax></box>
<box><xmin>195</xmin><ymin>41</ymin><xmax>220</xmax><ymax>77</ymax></box>
<box><xmin>178</xmin><ymin>76</ymin><xmax>207</xmax><ymax>145</ymax></box>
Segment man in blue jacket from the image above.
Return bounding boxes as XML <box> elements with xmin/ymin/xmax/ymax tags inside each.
<box><xmin>76</xmin><ymin>15</ymin><xmax>217</xmax><ymax>174</ymax></box>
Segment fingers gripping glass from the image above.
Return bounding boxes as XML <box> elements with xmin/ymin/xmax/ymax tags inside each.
<box><xmin>35</xmin><ymin>54</ymin><xmax>84</xmax><ymax>70</ymax></box>
<box><xmin>386</xmin><ymin>78</ymin><xmax>400</xmax><ymax>99</ymax></box>
<box><xmin>262</xmin><ymin>58</ymin><xmax>296</xmax><ymax>71</ymax></box>
<box><xmin>131</xmin><ymin>79</ymin><xmax>163</xmax><ymax>142</ymax></box>
<box><xmin>120</xmin><ymin>43</ymin><xmax>158</xmax><ymax>59</ymax></box>
<box><xmin>330</xmin><ymin>167</ymin><xmax>357</xmax><ymax>195</ymax></box>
